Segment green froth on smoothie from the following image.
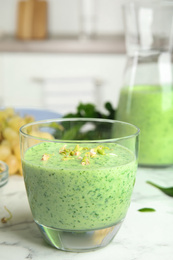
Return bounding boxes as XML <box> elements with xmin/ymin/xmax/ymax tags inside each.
<box><xmin>117</xmin><ymin>85</ymin><xmax>173</xmax><ymax>166</ymax></box>
<box><xmin>22</xmin><ymin>142</ymin><xmax>136</xmax><ymax>231</ymax></box>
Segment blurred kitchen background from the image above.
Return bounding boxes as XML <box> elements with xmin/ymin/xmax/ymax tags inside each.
<box><xmin>0</xmin><ymin>0</ymin><xmax>126</xmax><ymax>115</ymax></box>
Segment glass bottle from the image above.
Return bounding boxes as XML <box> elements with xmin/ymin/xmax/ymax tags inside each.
<box><xmin>116</xmin><ymin>0</ymin><xmax>173</xmax><ymax>167</ymax></box>
<box><xmin>0</xmin><ymin>161</ymin><xmax>9</xmax><ymax>225</ymax></box>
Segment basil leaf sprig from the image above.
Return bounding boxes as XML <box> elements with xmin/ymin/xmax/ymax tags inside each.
<box><xmin>53</xmin><ymin>102</ymin><xmax>117</xmax><ymax>140</ymax></box>
<box><xmin>138</xmin><ymin>208</ymin><xmax>156</xmax><ymax>212</ymax></box>
<box><xmin>147</xmin><ymin>181</ymin><xmax>173</xmax><ymax>197</ymax></box>
<box><xmin>63</xmin><ymin>102</ymin><xmax>116</xmax><ymax>120</ymax></box>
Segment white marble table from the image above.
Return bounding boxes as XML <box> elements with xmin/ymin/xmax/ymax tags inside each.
<box><xmin>0</xmin><ymin>167</ymin><xmax>173</xmax><ymax>260</ymax></box>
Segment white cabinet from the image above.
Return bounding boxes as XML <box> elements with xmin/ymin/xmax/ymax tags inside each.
<box><xmin>0</xmin><ymin>53</ymin><xmax>126</xmax><ymax>114</ymax></box>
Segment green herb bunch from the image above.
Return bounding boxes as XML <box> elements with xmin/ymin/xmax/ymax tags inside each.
<box><xmin>53</xmin><ymin>102</ymin><xmax>116</xmax><ymax>140</ymax></box>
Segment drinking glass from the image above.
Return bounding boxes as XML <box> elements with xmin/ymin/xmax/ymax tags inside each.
<box><xmin>0</xmin><ymin>161</ymin><xmax>8</xmax><ymax>187</ymax></box>
<box><xmin>20</xmin><ymin>118</ymin><xmax>139</xmax><ymax>252</ymax></box>
<box><xmin>0</xmin><ymin>161</ymin><xmax>9</xmax><ymax>225</ymax></box>
<box><xmin>117</xmin><ymin>0</ymin><xmax>173</xmax><ymax>166</ymax></box>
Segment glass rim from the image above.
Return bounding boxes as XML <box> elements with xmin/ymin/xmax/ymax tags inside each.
<box><xmin>19</xmin><ymin>118</ymin><xmax>140</xmax><ymax>143</ymax></box>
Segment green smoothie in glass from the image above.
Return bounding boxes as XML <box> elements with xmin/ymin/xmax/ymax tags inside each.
<box><xmin>20</xmin><ymin>118</ymin><xmax>139</xmax><ymax>251</ymax></box>
<box><xmin>117</xmin><ymin>85</ymin><xmax>173</xmax><ymax>166</ymax></box>
<box><xmin>22</xmin><ymin>142</ymin><xmax>136</xmax><ymax>231</ymax></box>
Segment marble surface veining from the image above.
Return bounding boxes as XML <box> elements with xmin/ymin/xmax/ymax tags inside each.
<box><xmin>0</xmin><ymin>167</ymin><xmax>173</xmax><ymax>260</ymax></box>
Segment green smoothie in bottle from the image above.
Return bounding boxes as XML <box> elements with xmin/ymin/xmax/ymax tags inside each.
<box><xmin>117</xmin><ymin>85</ymin><xmax>173</xmax><ymax>166</ymax></box>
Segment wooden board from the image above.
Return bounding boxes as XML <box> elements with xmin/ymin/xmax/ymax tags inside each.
<box><xmin>16</xmin><ymin>1</ymin><xmax>25</xmax><ymax>39</ymax></box>
<box><xmin>16</xmin><ymin>0</ymin><xmax>47</xmax><ymax>40</ymax></box>
<box><xmin>33</xmin><ymin>0</ymin><xmax>47</xmax><ymax>39</ymax></box>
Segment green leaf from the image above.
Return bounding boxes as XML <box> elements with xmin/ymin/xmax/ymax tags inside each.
<box><xmin>138</xmin><ymin>207</ymin><xmax>156</xmax><ymax>212</ymax></box>
<box><xmin>61</xmin><ymin>123</ymin><xmax>83</xmax><ymax>140</ymax></box>
<box><xmin>63</xmin><ymin>101</ymin><xmax>116</xmax><ymax>120</ymax></box>
<box><xmin>105</xmin><ymin>102</ymin><xmax>116</xmax><ymax>119</ymax></box>
<box><xmin>77</xmin><ymin>103</ymin><xmax>97</xmax><ymax>118</ymax></box>
<box><xmin>147</xmin><ymin>181</ymin><xmax>173</xmax><ymax>197</ymax></box>
<box><xmin>48</xmin><ymin>122</ymin><xmax>64</xmax><ymax>131</ymax></box>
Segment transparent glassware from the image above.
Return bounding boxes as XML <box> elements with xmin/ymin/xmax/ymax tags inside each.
<box><xmin>116</xmin><ymin>0</ymin><xmax>173</xmax><ymax>167</ymax></box>
<box><xmin>0</xmin><ymin>161</ymin><xmax>9</xmax><ymax>224</ymax></box>
<box><xmin>0</xmin><ymin>161</ymin><xmax>9</xmax><ymax>188</ymax></box>
<box><xmin>79</xmin><ymin>0</ymin><xmax>97</xmax><ymax>39</ymax></box>
<box><xmin>20</xmin><ymin>118</ymin><xmax>139</xmax><ymax>252</ymax></box>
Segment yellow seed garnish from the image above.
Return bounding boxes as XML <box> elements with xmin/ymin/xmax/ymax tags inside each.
<box><xmin>81</xmin><ymin>156</ymin><xmax>90</xmax><ymax>165</ymax></box>
<box><xmin>58</xmin><ymin>144</ymin><xmax>109</xmax><ymax>166</ymax></box>
<box><xmin>41</xmin><ymin>154</ymin><xmax>50</xmax><ymax>161</ymax></box>
<box><xmin>74</xmin><ymin>144</ymin><xmax>80</xmax><ymax>151</ymax></box>
<box><xmin>85</xmin><ymin>152</ymin><xmax>91</xmax><ymax>157</ymax></box>
<box><xmin>59</xmin><ymin>145</ymin><xmax>67</xmax><ymax>154</ymax></box>
<box><xmin>69</xmin><ymin>151</ymin><xmax>75</xmax><ymax>156</ymax></box>
<box><xmin>90</xmin><ymin>149</ymin><xmax>96</xmax><ymax>157</ymax></box>
<box><xmin>97</xmin><ymin>146</ymin><xmax>105</xmax><ymax>155</ymax></box>
<box><xmin>75</xmin><ymin>151</ymin><xmax>80</xmax><ymax>156</ymax></box>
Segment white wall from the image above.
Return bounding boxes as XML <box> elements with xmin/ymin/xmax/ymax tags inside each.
<box><xmin>0</xmin><ymin>0</ymin><xmax>124</xmax><ymax>37</ymax></box>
